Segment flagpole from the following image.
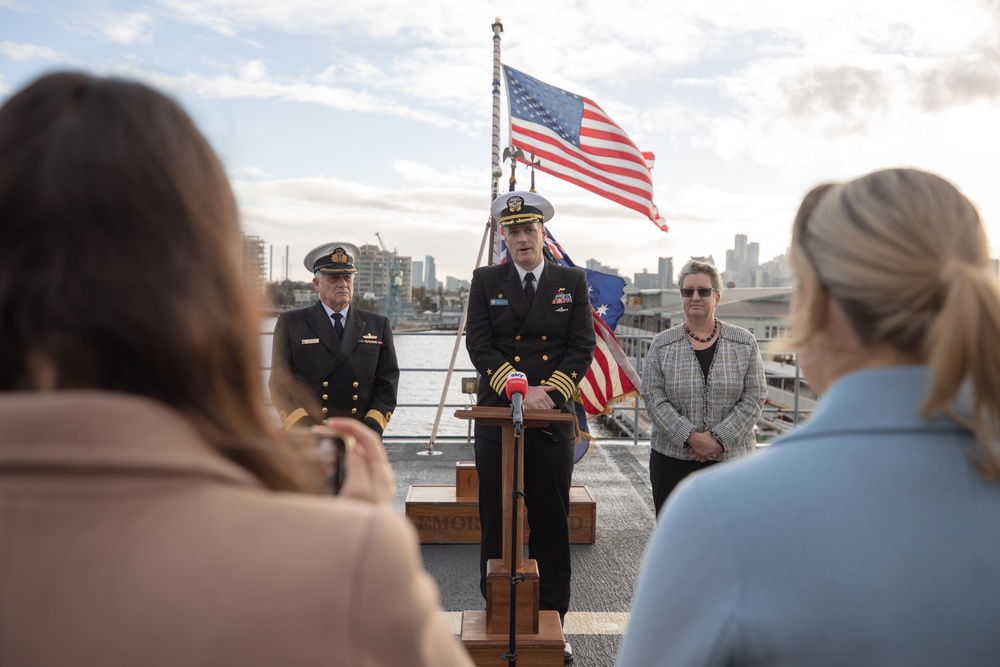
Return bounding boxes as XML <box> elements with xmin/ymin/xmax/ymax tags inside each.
<box><xmin>419</xmin><ymin>17</ymin><xmax>504</xmax><ymax>456</ymax></box>
<box><xmin>488</xmin><ymin>16</ymin><xmax>504</xmax><ymax>265</ymax></box>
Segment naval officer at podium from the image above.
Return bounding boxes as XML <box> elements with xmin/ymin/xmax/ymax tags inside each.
<box><xmin>466</xmin><ymin>191</ymin><xmax>595</xmax><ymax>656</ymax></box>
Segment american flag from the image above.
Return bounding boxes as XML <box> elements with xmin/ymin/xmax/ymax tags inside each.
<box><xmin>503</xmin><ymin>65</ymin><xmax>667</xmax><ymax>231</ymax></box>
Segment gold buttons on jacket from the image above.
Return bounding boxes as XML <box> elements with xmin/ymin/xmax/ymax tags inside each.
<box><xmin>323</xmin><ymin>381</ymin><xmax>329</xmax><ymax>387</ymax></box>
<box><xmin>322</xmin><ymin>394</ymin><xmax>328</xmax><ymax>400</ymax></box>
<box><xmin>515</xmin><ymin>335</ymin><xmax>521</xmax><ymax>341</ymax></box>
<box><xmin>542</xmin><ymin>355</ymin><xmax>549</xmax><ymax>361</ymax></box>
<box><xmin>352</xmin><ymin>395</ymin><xmax>358</xmax><ymax>401</ymax></box>
<box><xmin>351</xmin><ymin>408</ymin><xmax>357</xmax><ymax>414</ymax></box>
<box><xmin>541</xmin><ymin>336</ymin><xmax>548</xmax><ymax>341</ymax></box>
<box><xmin>321</xmin><ymin>407</ymin><xmax>328</xmax><ymax>414</ymax></box>
<box><xmin>353</xmin><ymin>381</ymin><xmax>359</xmax><ymax>388</ymax></box>
<box><xmin>514</xmin><ymin>356</ymin><xmax>521</xmax><ymax>362</ymax></box>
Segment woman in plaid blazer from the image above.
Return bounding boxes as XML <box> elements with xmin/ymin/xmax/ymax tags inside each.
<box><xmin>641</xmin><ymin>261</ymin><xmax>767</xmax><ymax>515</ymax></box>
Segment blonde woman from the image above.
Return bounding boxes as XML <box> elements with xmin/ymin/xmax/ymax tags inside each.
<box><xmin>618</xmin><ymin>168</ymin><xmax>1000</xmax><ymax>666</ymax></box>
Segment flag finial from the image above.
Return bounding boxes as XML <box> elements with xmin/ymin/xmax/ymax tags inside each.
<box><xmin>502</xmin><ymin>145</ymin><xmax>524</xmax><ymax>192</ymax></box>
<box><xmin>526</xmin><ymin>148</ymin><xmax>541</xmax><ymax>192</ymax></box>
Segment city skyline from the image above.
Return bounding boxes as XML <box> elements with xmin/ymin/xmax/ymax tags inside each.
<box><xmin>258</xmin><ymin>231</ymin><xmax>786</xmax><ymax>295</ymax></box>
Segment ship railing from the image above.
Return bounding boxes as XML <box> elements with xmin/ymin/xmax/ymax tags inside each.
<box><xmin>261</xmin><ymin>330</ymin><xmax>815</xmax><ymax>447</ymax></box>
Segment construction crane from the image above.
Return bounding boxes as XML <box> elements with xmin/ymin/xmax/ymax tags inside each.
<box><xmin>374</xmin><ymin>232</ymin><xmax>402</xmax><ymax>327</ymax></box>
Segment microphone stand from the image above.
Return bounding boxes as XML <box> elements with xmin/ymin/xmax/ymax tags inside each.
<box><xmin>503</xmin><ymin>402</ymin><xmax>525</xmax><ymax>666</ymax></box>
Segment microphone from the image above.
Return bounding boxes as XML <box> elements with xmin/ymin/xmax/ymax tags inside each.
<box><xmin>505</xmin><ymin>371</ymin><xmax>528</xmax><ymax>427</ymax></box>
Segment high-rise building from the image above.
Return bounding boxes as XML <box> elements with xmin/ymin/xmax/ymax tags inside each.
<box><xmin>356</xmin><ymin>243</ymin><xmax>387</xmax><ymax>298</ymax></box>
<box><xmin>412</xmin><ymin>260</ymin><xmax>424</xmax><ymax>289</ymax></box>
<box><xmin>425</xmin><ymin>255</ymin><xmax>438</xmax><ymax>291</ymax></box>
<box><xmin>241</xmin><ymin>234</ymin><xmax>267</xmax><ymax>294</ymax></box>
<box><xmin>721</xmin><ymin>234</ymin><xmax>790</xmax><ymax>287</ymax></box>
<box><xmin>356</xmin><ymin>244</ymin><xmax>413</xmax><ymax>306</ymax></box>
<box><xmin>723</xmin><ymin>234</ymin><xmax>761</xmax><ymax>287</ymax></box>
<box><xmin>657</xmin><ymin>257</ymin><xmax>674</xmax><ymax>289</ymax></box>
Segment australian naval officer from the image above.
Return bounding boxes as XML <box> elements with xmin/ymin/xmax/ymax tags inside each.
<box><xmin>466</xmin><ymin>191</ymin><xmax>595</xmax><ymax>661</ymax></box>
<box><xmin>269</xmin><ymin>242</ymin><xmax>399</xmax><ymax>435</ymax></box>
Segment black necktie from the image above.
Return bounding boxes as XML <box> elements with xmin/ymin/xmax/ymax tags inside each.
<box><xmin>332</xmin><ymin>312</ymin><xmax>344</xmax><ymax>339</ymax></box>
<box><xmin>523</xmin><ymin>272</ymin><xmax>535</xmax><ymax>304</ymax></box>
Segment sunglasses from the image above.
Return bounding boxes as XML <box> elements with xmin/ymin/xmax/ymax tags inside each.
<box><xmin>680</xmin><ymin>287</ymin><xmax>714</xmax><ymax>298</ymax></box>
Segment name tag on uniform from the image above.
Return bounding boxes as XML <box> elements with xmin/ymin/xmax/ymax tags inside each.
<box><xmin>301</xmin><ymin>338</ymin><xmax>320</xmax><ymax>344</ymax></box>
<box><xmin>490</xmin><ymin>298</ymin><xmax>509</xmax><ymax>306</ymax></box>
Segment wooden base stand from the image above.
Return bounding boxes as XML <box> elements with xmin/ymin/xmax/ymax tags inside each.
<box><xmin>405</xmin><ymin>463</ymin><xmax>596</xmax><ymax>544</ymax></box>
<box><xmin>486</xmin><ymin>559</ymin><xmax>539</xmax><ymax>634</ymax></box>
<box><xmin>460</xmin><ymin>610</ymin><xmax>565</xmax><ymax>667</ymax></box>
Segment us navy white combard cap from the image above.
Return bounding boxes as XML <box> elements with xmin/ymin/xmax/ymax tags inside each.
<box><xmin>490</xmin><ymin>190</ymin><xmax>555</xmax><ymax>227</ymax></box>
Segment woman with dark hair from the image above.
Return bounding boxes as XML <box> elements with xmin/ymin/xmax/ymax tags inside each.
<box><xmin>0</xmin><ymin>72</ymin><xmax>473</xmax><ymax>667</ymax></box>
<box><xmin>618</xmin><ymin>168</ymin><xmax>1000</xmax><ymax>666</ymax></box>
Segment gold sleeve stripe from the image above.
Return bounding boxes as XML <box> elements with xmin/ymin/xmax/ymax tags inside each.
<box><xmin>281</xmin><ymin>407</ymin><xmax>309</xmax><ymax>430</ymax></box>
<box><xmin>541</xmin><ymin>378</ymin><xmax>569</xmax><ymax>402</ymax></box>
<box><xmin>491</xmin><ymin>362</ymin><xmax>515</xmax><ymax>395</ymax></box>
<box><xmin>365</xmin><ymin>410</ymin><xmax>388</xmax><ymax>430</ymax></box>
<box><xmin>548</xmin><ymin>372</ymin><xmax>576</xmax><ymax>401</ymax></box>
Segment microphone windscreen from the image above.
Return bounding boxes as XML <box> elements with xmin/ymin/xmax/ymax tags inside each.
<box><xmin>505</xmin><ymin>371</ymin><xmax>528</xmax><ymax>399</ymax></box>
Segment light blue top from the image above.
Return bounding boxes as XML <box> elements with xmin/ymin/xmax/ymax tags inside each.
<box><xmin>617</xmin><ymin>366</ymin><xmax>1000</xmax><ymax>666</ymax></box>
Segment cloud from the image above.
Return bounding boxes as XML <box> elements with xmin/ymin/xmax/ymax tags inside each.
<box><xmin>918</xmin><ymin>48</ymin><xmax>1000</xmax><ymax>109</ymax></box>
<box><xmin>91</xmin><ymin>11</ymin><xmax>155</xmax><ymax>45</ymax></box>
<box><xmin>0</xmin><ymin>40</ymin><xmax>69</xmax><ymax>63</ymax></box>
<box><xmin>783</xmin><ymin>65</ymin><xmax>889</xmax><ymax>120</ymax></box>
<box><xmin>113</xmin><ymin>61</ymin><xmax>473</xmax><ymax>130</ymax></box>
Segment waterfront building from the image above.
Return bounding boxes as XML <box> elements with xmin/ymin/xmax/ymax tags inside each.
<box><xmin>586</xmin><ymin>258</ymin><xmax>619</xmax><ymax>276</ymax></box>
<box><xmin>722</xmin><ymin>234</ymin><xmax>792</xmax><ymax>288</ymax></box>
<box><xmin>412</xmin><ymin>260</ymin><xmax>424</xmax><ymax>288</ymax></box>
<box><xmin>425</xmin><ymin>255</ymin><xmax>439</xmax><ymax>291</ymax></box>
<box><xmin>241</xmin><ymin>234</ymin><xmax>267</xmax><ymax>294</ymax></box>
<box><xmin>657</xmin><ymin>256</ymin><xmax>674</xmax><ymax>289</ymax></box>
<box><xmin>445</xmin><ymin>276</ymin><xmax>471</xmax><ymax>292</ymax></box>
<box><xmin>354</xmin><ymin>243</ymin><xmax>414</xmax><ymax>308</ymax></box>
<box><xmin>632</xmin><ymin>269</ymin><xmax>659</xmax><ymax>289</ymax></box>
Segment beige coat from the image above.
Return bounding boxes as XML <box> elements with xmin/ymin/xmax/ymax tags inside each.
<box><xmin>0</xmin><ymin>392</ymin><xmax>473</xmax><ymax>667</ymax></box>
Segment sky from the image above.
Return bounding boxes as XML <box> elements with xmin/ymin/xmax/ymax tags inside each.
<box><xmin>3</xmin><ymin>1</ymin><xmax>1000</xmax><ymax>284</ymax></box>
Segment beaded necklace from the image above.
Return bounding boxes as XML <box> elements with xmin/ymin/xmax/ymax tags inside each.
<box><xmin>685</xmin><ymin>318</ymin><xmax>719</xmax><ymax>343</ymax></box>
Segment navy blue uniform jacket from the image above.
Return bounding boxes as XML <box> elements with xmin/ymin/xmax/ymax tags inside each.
<box><xmin>466</xmin><ymin>261</ymin><xmax>595</xmax><ymax>442</ymax></box>
<box><xmin>269</xmin><ymin>303</ymin><xmax>399</xmax><ymax>434</ymax></box>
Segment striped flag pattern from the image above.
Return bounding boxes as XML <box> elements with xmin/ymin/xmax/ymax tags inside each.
<box><xmin>579</xmin><ymin>310</ymin><xmax>641</xmax><ymax>418</ymax></box>
<box><xmin>503</xmin><ymin>64</ymin><xmax>667</xmax><ymax>231</ymax></box>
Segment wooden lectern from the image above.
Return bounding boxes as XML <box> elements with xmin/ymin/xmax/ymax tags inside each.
<box><xmin>454</xmin><ymin>406</ymin><xmax>573</xmax><ymax>667</ymax></box>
